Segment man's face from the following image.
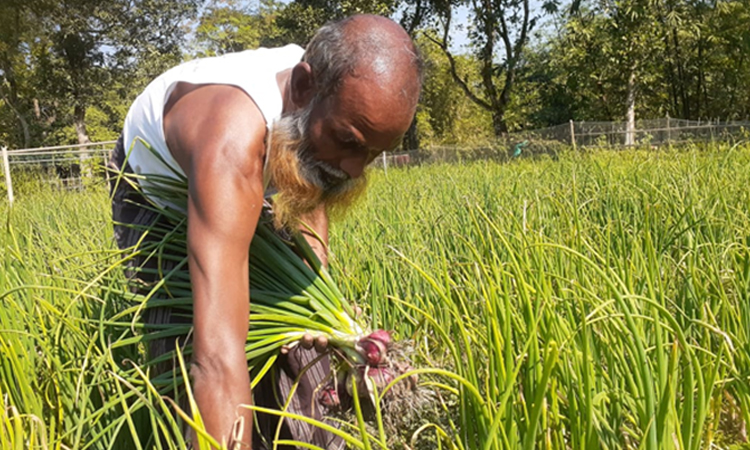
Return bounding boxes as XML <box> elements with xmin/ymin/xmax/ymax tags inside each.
<box><xmin>293</xmin><ymin>109</ymin><xmax>361</xmax><ymax>199</ymax></box>
<box><xmin>266</xmin><ymin>74</ymin><xmax>415</xmax><ymax>230</ymax></box>
<box><xmin>265</xmin><ymin>98</ymin><xmax>367</xmax><ymax>230</ymax></box>
<box><xmin>304</xmin><ymin>75</ymin><xmax>415</xmax><ymax>180</ymax></box>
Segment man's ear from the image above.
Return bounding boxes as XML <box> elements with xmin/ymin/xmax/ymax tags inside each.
<box><xmin>291</xmin><ymin>62</ymin><xmax>315</xmax><ymax>107</ymax></box>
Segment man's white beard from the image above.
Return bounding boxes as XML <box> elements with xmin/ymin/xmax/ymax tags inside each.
<box><xmin>265</xmin><ymin>105</ymin><xmax>368</xmax><ymax>230</ymax></box>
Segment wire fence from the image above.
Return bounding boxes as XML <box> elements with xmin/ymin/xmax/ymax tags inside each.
<box><xmin>569</xmin><ymin>118</ymin><xmax>750</xmax><ymax>147</ymax></box>
<box><xmin>3</xmin><ymin>118</ymin><xmax>750</xmax><ymax>203</ymax></box>
<box><xmin>1</xmin><ymin>141</ymin><xmax>116</xmax><ymax>204</ymax></box>
<box><xmin>370</xmin><ymin>118</ymin><xmax>750</xmax><ymax>168</ymax></box>
<box><xmin>472</xmin><ymin>118</ymin><xmax>750</xmax><ymax>151</ymax></box>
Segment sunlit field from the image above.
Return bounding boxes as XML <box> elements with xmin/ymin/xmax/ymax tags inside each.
<box><xmin>2</xmin><ymin>144</ymin><xmax>749</xmax><ymax>449</ymax></box>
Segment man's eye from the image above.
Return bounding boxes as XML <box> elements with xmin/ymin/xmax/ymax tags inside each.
<box><xmin>343</xmin><ymin>141</ymin><xmax>367</xmax><ymax>153</ymax></box>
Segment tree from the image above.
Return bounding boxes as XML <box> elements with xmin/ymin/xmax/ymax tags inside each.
<box><xmin>0</xmin><ymin>0</ymin><xmax>201</xmax><ymax>150</ymax></box>
<box><xmin>44</xmin><ymin>0</ymin><xmax>201</xmax><ymax>146</ymax></box>
<box><xmin>193</xmin><ymin>0</ymin><xmax>286</xmax><ymax>57</ymax></box>
<box><xmin>551</xmin><ymin>0</ymin><xmax>750</xmax><ymax>132</ymax></box>
<box><xmin>275</xmin><ymin>0</ymin><xmax>400</xmax><ymax>45</ymax></box>
<box><xmin>0</xmin><ymin>0</ymin><xmax>44</xmax><ymax>149</ymax></box>
<box><xmin>423</xmin><ymin>0</ymin><xmax>558</xmax><ymax>137</ymax></box>
<box><xmin>416</xmin><ymin>34</ymin><xmax>494</xmax><ymax>144</ymax></box>
<box><xmin>397</xmin><ymin>0</ymin><xmax>450</xmax><ymax>150</ymax></box>
<box><xmin>542</xmin><ymin>0</ymin><xmax>665</xmax><ymax>143</ymax></box>
<box><xmin>657</xmin><ymin>0</ymin><xmax>750</xmax><ymax>119</ymax></box>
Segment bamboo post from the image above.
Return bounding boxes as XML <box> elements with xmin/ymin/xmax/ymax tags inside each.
<box><xmin>666</xmin><ymin>115</ymin><xmax>671</xmax><ymax>144</ymax></box>
<box><xmin>382</xmin><ymin>151</ymin><xmax>387</xmax><ymax>177</ymax></box>
<box><xmin>711</xmin><ymin>117</ymin><xmax>716</xmax><ymax>142</ymax></box>
<box><xmin>569</xmin><ymin>120</ymin><xmax>577</xmax><ymax>150</ymax></box>
<box><xmin>2</xmin><ymin>146</ymin><xmax>13</xmax><ymax>206</ymax></box>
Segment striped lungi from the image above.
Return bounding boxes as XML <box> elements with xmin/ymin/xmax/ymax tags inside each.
<box><xmin>107</xmin><ymin>136</ymin><xmax>344</xmax><ymax>450</ymax></box>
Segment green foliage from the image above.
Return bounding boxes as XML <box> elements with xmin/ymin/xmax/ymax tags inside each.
<box><xmin>514</xmin><ymin>0</ymin><xmax>750</xmax><ymax>126</ymax></box>
<box><xmin>0</xmin><ymin>0</ymin><xmax>200</xmax><ymax>150</ymax></box>
<box><xmin>276</xmin><ymin>0</ymin><xmax>400</xmax><ymax>44</ymax></box>
<box><xmin>416</xmin><ymin>35</ymin><xmax>494</xmax><ymax>145</ymax></box>
<box><xmin>193</xmin><ymin>0</ymin><xmax>286</xmax><ymax>56</ymax></box>
<box><xmin>2</xmin><ymin>145</ymin><xmax>750</xmax><ymax>448</ymax></box>
<box><xmin>335</xmin><ymin>144</ymin><xmax>750</xmax><ymax>449</ymax></box>
<box><xmin>3</xmin><ymin>0</ymin><xmax>750</xmax><ymax>151</ymax></box>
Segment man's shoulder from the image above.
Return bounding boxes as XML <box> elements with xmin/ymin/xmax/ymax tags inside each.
<box><xmin>165</xmin><ymin>84</ymin><xmax>268</xmax><ymax>177</ymax></box>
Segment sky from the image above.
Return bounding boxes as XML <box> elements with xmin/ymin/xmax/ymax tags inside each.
<box><xmin>446</xmin><ymin>1</ymin><xmax>560</xmax><ymax>53</ymax></box>
<box><xmin>447</xmin><ymin>5</ymin><xmax>473</xmax><ymax>52</ymax></box>
<box><xmin>202</xmin><ymin>0</ymin><xmax>557</xmax><ymax>55</ymax></box>
<box><xmin>210</xmin><ymin>0</ymin><xmax>475</xmax><ymax>51</ymax></box>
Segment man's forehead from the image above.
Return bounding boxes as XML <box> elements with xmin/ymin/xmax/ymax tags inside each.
<box><xmin>335</xmin><ymin>74</ymin><xmax>416</xmax><ymax>115</ymax></box>
<box><xmin>329</xmin><ymin>99</ymin><xmax>411</xmax><ymax>138</ymax></box>
<box><xmin>351</xmin><ymin>56</ymin><xmax>417</xmax><ymax>90</ymax></box>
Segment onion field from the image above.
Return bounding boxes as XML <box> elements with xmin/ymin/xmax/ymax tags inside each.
<box><xmin>1</xmin><ymin>144</ymin><xmax>749</xmax><ymax>449</ymax></box>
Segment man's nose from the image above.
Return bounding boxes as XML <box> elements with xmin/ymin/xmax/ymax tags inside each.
<box><xmin>339</xmin><ymin>154</ymin><xmax>369</xmax><ymax>179</ymax></box>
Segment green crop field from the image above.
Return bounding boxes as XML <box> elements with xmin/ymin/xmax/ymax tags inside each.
<box><xmin>1</xmin><ymin>144</ymin><xmax>749</xmax><ymax>449</ymax></box>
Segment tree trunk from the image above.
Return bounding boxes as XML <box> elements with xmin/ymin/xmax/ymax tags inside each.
<box><xmin>625</xmin><ymin>67</ymin><xmax>636</xmax><ymax>146</ymax></box>
<box><xmin>671</xmin><ymin>28</ymin><xmax>689</xmax><ymax>118</ymax></box>
<box><xmin>495</xmin><ymin>66</ymin><xmax>515</xmax><ymax>138</ymax></box>
<box><xmin>15</xmin><ymin>106</ymin><xmax>30</xmax><ymax>149</ymax></box>
<box><xmin>74</xmin><ymin>104</ymin><xmax>90</xmax><ymax>146</ymax></box>
<box><xmin>0</xmin><ymin>76</ymin><xmax>30</xmax><ymax>148</ymax></box>
<box><xmin>492</xmin><ymin>109</ymin><xmax>508</xmax><ymax>137</ymax></box>
<box><xmin>74</xmin><ymin>103</ymin><xmax>92</xmax><ymax>179</ymax></box>
<box><xmin>698</xmin><ymin>39</ymin><xmax>709</xmax><ymax>119</ymax></box>
<box><xmin>662</xmin><ymin>33</ymin><xmax>679</xmax><ymax>118</ymax></box>
<box><xmin>402</xmin><ymin>115</ymin><xmax>420</xmax><ymax>151</ymax></box>
<box><xmin>4</xmin><ymin>98</ymin><xmax>31</xmax><ymax>149</ymax></box>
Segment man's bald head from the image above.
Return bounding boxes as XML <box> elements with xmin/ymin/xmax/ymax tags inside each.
<box><xmin>302</xmin><ymin>15</ymin><xmax>423</xmax><ymax>102</ymax></box>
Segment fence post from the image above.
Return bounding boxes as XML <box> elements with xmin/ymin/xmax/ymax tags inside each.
<box><xmin>382</xmin><ymin>151</ymin><xmax>387</xmax><ymax>177</ymax></box>
<box><xmin>569</xmin><ymin>120</ymin><xmax>577</xmax><ymax>150</ymax></box>
<box><xmin>2</xmin><ymin>146</ymin><xmax>13</xmax><ymax>206</ymax></box>
<box><xmin>666</xmin><ymin>115</ymin><xmax>671</xmax><ymax>143</ymax></box>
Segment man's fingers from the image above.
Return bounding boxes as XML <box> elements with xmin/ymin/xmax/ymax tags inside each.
<box><xmin>314</xmin><ymin>335</ymin><xmax>329</xmax><ymax>353</ymax></box>
<box><xmin>300</xmin><ymin>333</ymin><xmax>314</xmax><ymax>349</ymax></box>
<box><xmin>298</xmin><ymin>333</ymin><xmax>328</xmax><ymax>353</ymax></box>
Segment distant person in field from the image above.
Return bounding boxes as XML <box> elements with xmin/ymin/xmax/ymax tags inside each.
<box><xmin>107</xmin><ymin>14</ymin><xmax>422</xmax><ymax>450</ymax></box>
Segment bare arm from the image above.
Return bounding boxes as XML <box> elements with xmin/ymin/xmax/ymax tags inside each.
<box><xmin>164</xmin><ymin>84</ymin><xmax>267</xmax><ymax>447</ymax></box>
<box><xmin>188</xmin><ymin>152</ymin><xmax>262</xmax><ymax>447</ymax></box>
<box><xmin>298</xmin><ymin>203</ymin><xmax>329</xmax><ymax>268</ymax></box>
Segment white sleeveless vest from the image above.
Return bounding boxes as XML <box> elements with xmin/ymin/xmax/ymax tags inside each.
<box><xmin>122</xmin><ymin>44</ymin><xmax>305</xmax><ymax>206</ymax></box>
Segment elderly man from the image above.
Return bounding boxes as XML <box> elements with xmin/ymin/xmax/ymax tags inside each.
<box><xmin>108</xmin><ymin>14</ymin><xmax>421</xmax><ymax>450</ymax></box>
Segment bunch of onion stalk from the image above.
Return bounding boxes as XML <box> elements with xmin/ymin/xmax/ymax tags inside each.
<box><xmin>111</xmin><ymin>146</ymin><xmax>412</xmax><ymax>407</ymax></box>
<box><xmin>243</xmin><ymin>213</ymin><xmax>408</xmax><ymax>401</ymax></box>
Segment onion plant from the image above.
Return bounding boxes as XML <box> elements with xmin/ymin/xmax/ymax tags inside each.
<box><xmin>1</xmin><ymin>142</ymin><xmax>749</xmax><ymax>449</ymax></box>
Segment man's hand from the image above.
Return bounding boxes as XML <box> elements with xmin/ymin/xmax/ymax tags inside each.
<box><xmin>284</xmin><ymin>202</ymin><xmax>335</xmax><ymax>356</ymax></box>
<box><xmin>281</xmin><ymin>333</ymin><xmax>329</xmax><ymax>355</ymax></box>
<box><xmin>301</xmin><ymin>333</ymin><xmax>330</xmax><ymax>352</ymax></box>
<box><xmin>298</xmin><ymin>203</ymin><xmax>329</xmax><ymax>268</ymax></box>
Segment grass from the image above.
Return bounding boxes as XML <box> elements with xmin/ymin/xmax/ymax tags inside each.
<box><xmin>1</xmin><ymin>143</ymin><xmax>750</xmax><ymax>449</ymax></box>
